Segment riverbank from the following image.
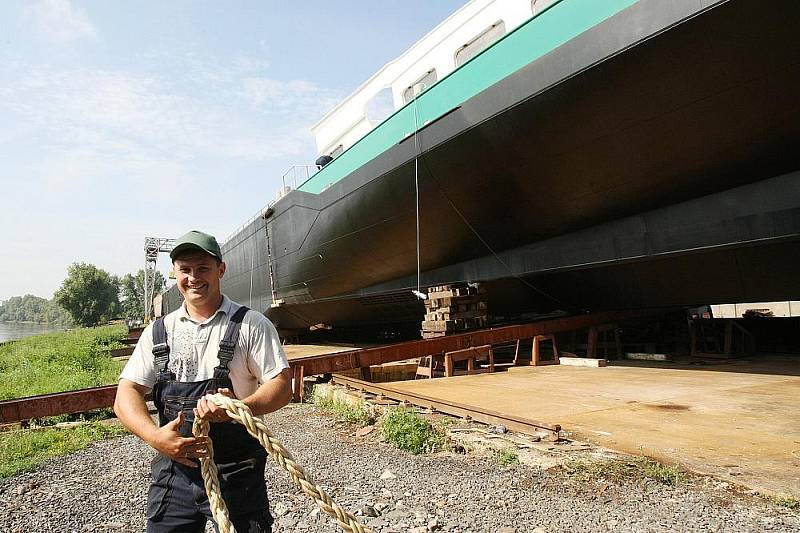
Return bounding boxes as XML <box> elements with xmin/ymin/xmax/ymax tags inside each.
<box><xmin>0</xmin><ymin>325</ymin><xmax>126</xmax><ymax>400</ymax></box>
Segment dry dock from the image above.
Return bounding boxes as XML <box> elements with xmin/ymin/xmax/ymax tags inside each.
<box><xmin>350</xmin><ymin>355</ymin><xmax>800</xmax><ymax>498</ymax></box>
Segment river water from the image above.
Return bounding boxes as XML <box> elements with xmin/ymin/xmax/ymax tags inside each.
<box><xmin>0</xmin><ymin>322</ymin><xmax>66</xmax><ymax>343</ymax></box>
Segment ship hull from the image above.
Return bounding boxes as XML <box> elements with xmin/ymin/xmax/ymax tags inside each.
<box><xmin>171</xmin><ymin>0</ymin><xmax>800</xmax><ymax>334</ymax></box>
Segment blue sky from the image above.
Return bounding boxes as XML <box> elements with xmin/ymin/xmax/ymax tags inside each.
<box><xmin>0</xmin><ymin>0</ymin><xmax>464</xmax><ymax>301</ymax></box>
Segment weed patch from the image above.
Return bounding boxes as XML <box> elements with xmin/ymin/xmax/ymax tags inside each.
<box><xmin>563</xmin><ymin>456</ymin><xmax>685</xmax><ymax>486</ymax></box>
<box><xmin>771</xmin><ymin>495</ymin><xmax>799</xmax><ymax>510</ymax></box>
<box><xmin>381</xmin><ymin>407</ymin><xmax>445</xmax><ymax>455</ymax></box>
<box><xmin>641</xmin><ymin>457</ymin><xmax>685</xmax><ymax>486</ymax></box>
<box><xmin>312</xmin><ymin>387</ymin><xmax>371</xmax><ymax>426</ymax></box>
<box><xmin>0</xmin><ymin>422</ymin><xmax>128</xmax><ymax>478</ymax></box>
<box><xmin>495</xmin><ymin>448</ymin><xmax>520</xmax><ymax>466</ymax></box>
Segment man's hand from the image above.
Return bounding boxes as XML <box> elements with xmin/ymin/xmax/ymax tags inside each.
<box><xmin>150</xmin><ymin>411</ymin><xmax>210</xmax><ymax>467</ymax></box>
<box><xmin>194</xmin><ymin>387</ymin><xmax>236</xmax><ymax>423</ymax></box>
<box><xmin>115</xmin><ymin>379</ymin><xmax>207</xmax><ymax>467</ymax></box>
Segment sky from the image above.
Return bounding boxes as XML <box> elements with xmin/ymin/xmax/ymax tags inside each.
<box><xmin>0</xmin><ymin>0</ymin><xmax>464</xmax><ymax>302</ymax></box>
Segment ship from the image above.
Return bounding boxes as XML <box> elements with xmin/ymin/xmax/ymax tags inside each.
<box><xmin>163</xmin><ymin>0</ymin><xmax>800</xmax><ymax>338</ymax></box>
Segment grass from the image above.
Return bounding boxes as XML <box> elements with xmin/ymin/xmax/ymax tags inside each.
<box><xmin>381</xmin><ymin>407</ymin><xmax>446</xmax><ymax>455</ymax></box>
<box><xmin>312</xmin><ymin>386</ymin><xmax>372</xmax><ymax>426</ymax></box>
<box><xmin>0</xmin><ymin>420</ymin><xmax>128</xmax><ymax>478</ymax></box>
<box><xmin>771</xmin><ymin>495</ymin><xmax>799</xmax><ymax>510</ymax></box>
<box><xmin>31</xmin><ymin>407</ymin><xmax>117</xmax><ymax>427</ymax></box>
<box><xmin>640</xmin><ymin>457</ymin><xmax>685</xmax><ymax>486</ymax></box>
<box><xmin>0</xmin><ymin>325</ymin><xmax>126</xmax><ymax>400</ymax></box>
<box><xmin>564</xmin><ymin>456</ymin><xmax>685</xmax><ymax>486</ymax></box>
<box><xmin>495</xmin><ymin>448</ymin><xmax>520</xmax><ymax>466</ymax></box>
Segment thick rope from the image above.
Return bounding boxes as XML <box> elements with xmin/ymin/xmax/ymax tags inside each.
<box><xmin>192</xmin><ymin>393</ymin><xmax>372</xmax><ymax>533</ymax></box>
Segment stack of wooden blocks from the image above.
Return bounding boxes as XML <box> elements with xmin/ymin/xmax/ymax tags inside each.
<box><xmin>421</xmin><ymin>283</ymin><xmax>488</xmax><ymax>339</ymax></box>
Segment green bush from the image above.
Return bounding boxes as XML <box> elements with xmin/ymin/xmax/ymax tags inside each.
<box><xmin>0</xmin><ymin>422</ymin><xmax>128</xmax><ymax>478</ymax></box>
<box><xmin>0</xmin><ymin>325</ymin><xmax>126</xmax><ymax>400</ymax></box>
<box><xmin>381</xmin><ymin>407</ymin><xmax>445</xmax><ymax>455</ymax></box>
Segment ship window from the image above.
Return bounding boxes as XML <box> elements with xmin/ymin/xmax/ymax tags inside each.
<box><xmin>531</xmin><ymin>0</ymin><xmax>557</xmax><ymax>15</ymax></box>
<box><xmin>454</xmin><ymin>21</ymin><xmax>506</xmax><ymax>67</ymax></box>
<box><xmin>402</xmin><ymin>69</ymin><xmax>437</xmax><ymax>104</ymax></box>
<box><xmin>366</xmin><ymin>87</ymin><xmax>395</xmax><ymax>126</ymax></box>
<box><xmin>329</xmin><ymin>144</ymin><xmax>344</xmax><ymax>158</ymax></box>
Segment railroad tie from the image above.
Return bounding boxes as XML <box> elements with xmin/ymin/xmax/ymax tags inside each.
<box><xmin>192</xmin><ymin>393</ymin><xmax>371</xmax><ymax>533</ymax></box>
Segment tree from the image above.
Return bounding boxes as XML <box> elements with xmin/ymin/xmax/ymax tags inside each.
<box><xmin>0</xmin><ymin>294</ymin><xmax>73</xmax><ymax>325</ymax></box>
<box><xmin>119</xmin><ymin>269</ymin><xmax>165</xmax><ymax>320</ymax></box>
<box><xmin>54</xmin><ymin>263</ymin><xmax>121</xmax><ymax>327</ymax></box>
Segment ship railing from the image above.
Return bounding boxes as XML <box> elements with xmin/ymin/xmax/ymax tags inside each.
<box><xmin>221</xmin><ymin>164</ymin><xmax>320</xmax><ymax>245</ymax></box>
<box><xmin>282</xmin><ymin>165</ymin><xmax>318</xmax><ymax>190</ymax></box>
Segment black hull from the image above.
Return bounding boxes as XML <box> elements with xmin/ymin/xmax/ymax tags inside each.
<box><xmin>171</xmin><ymin>0</ymin><xmax>800</xmax><ymax>334</ymax></box>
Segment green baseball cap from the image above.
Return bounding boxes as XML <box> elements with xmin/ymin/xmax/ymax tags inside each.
<box><xmin>170</xmin><ymin>230</ymin><xmax>222</xmax><ymax>261</ymax></box>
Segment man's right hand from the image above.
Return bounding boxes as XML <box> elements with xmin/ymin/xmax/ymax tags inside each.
<box><xmin>149</xmin><ymin>412</ymin><xmax>210</xmax><ymax>468</ymax></box>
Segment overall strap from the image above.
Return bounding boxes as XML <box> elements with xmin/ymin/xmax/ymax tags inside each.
<box><xmin>151</xmin><ymin>317</ymin><xmax>172</xmax><ymax>382</ymax></box>
<box><xmin>216</xmin><ymin>306</ymin><xmax>250</xmax><ymax>371</ymax></box>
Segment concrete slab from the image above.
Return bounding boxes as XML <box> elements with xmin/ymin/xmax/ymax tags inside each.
<box><xmin>386</xmin><ymin>355</ymin><xmax>800</xmax><ymax>497</ymax></box>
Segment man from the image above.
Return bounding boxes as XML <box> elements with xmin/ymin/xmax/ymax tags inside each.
<box><xmin>114</xmin><ymin>230</ymin><xmax>292</xmax><ymax>533</ymax></box>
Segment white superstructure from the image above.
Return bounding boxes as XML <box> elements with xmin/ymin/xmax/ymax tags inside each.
<box><xmin>311</xmin><ymin>0</ymin><xmax>557</xmax><ymax>158</ymax></box>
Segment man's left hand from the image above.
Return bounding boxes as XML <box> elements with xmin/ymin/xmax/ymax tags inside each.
<box><xmin>194</xmin><ymin>388</ymin><xmax>236</xmax><ymax>423</ymax></box>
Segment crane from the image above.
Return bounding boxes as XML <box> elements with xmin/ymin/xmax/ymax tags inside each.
<box><xmin>143</xmin><ymin>237</ymin><xmax>175</xmax><ymax>323</ymax></box>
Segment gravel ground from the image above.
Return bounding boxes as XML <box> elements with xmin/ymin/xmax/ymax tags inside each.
<box><xmin>0</xmin><ymin>403</ymin><xmax>798</xmax><ymax>532</ymax></box>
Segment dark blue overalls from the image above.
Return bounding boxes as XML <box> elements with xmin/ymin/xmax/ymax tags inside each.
<box><xmin>146</xmin><ymin>306</ymin><xmax>272</xmax><ymax>533</ymax></box>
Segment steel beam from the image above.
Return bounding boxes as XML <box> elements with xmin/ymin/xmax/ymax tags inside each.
<box><xmin>0</xmin><ymin>385</ymin><xmax>119</xmax><ymax>424</ymax></box>
<box><xmin>290</xmin><ymin>309</ymin><xmax>664</xmax><ymax>375</ymax></box>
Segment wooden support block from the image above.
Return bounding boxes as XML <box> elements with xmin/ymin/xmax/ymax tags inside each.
<box><xmin>531</xmin><ymin>334</ymin><xmax>559</xmax><ymax>366</ymax></box>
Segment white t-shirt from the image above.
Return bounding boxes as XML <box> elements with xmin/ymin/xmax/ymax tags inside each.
<box><xmin>120</xmin><ymin>295</ymin><xmax>288</xmax><ymax>399</ymax></box>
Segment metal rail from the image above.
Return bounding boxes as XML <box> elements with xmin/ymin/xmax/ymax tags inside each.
<box><xmin>0</xmin><ymin>385</ymin><xmax>119</xmax><ymax>424</ymax></box>
<box><xmin>332</xmin><ymin>374</ymin><xmax>562</xmax><ymax>438</ymax></box>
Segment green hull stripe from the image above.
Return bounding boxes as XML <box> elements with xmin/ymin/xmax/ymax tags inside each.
<box><xmin>299</xmin><ymin>0</ymin><xmax>638</xmax><ymax>194</ymax></box>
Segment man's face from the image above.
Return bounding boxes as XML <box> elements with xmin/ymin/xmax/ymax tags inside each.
<box><xmin>173</xmin><ymin>251</ymin><xmax>226</xmax><ymax>308</ymax></box>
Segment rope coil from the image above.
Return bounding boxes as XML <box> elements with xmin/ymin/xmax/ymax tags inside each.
<box><xmin>192</xmin><ymin>393</ymin><xmax>372</xmax><ymax>533</ymax></box>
